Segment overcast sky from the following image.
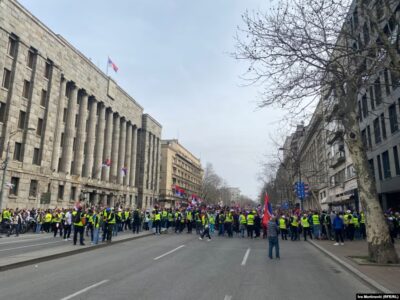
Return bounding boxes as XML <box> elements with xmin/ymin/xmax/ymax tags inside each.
<box><xmin>19</xmin><ymin>0</ymin><xmax>287</xmax><ymax>200</ymax></box>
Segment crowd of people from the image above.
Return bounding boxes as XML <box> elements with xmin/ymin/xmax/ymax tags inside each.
<box><xmin>0</xmin><ymin>206</ymin><xmax>399</xmax><ymax>249</ymax></box>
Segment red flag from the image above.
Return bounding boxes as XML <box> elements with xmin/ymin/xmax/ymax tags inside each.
<box><xmin>262</xmin><ymin>193</ymin><xmax>272</xmax><ymax>227</ymax></box>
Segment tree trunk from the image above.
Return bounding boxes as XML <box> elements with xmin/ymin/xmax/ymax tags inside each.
<box><xmin>343</xmin><ymin>106</ymin><xmax>399</xmax><ymax>264</ymax></box>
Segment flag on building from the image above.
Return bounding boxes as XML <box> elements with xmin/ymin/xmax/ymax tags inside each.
<box><xmin>121</xmin><ymin>167</ymin><xmax>128</xmax><ymax>177</ymax></box>
<box><xmin>108</xmin><ymin>57</ymin><xmax>118</xmax><ymax>72</ymax></box>
<box><xmin>262</xmin><ymin>192</ymin><xmax>273</xmax><ymax>227</ymax></box>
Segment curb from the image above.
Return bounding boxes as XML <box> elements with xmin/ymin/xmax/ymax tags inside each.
<box><xmin>307</xmin><ymin>240</ymin><xmax>393</xmax><ymax>293</ymax></box>
<box><xmin>0</xmin><ymin>232</ymin><xmax>153</xmax><ymax>272</ymax></box>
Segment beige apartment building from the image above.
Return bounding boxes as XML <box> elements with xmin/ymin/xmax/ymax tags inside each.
<box><xmin>159</xmin><ymin>139</ymin><xmax>203</xmax><ymax>208</ymax></box>
<box><xmin>0</xmin><ymin>0</ymin><xmax>161</xmax><ymax>209</ymax></box>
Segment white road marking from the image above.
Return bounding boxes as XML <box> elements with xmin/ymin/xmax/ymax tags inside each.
<box><xmin>60</xmin><ymin>279</ymin><xmax>109</xmax><ymax>300</ymax></box>
<box><xmin>0</xmin><ymin>240</ymin><xmax>62</xmax><ymax>252</ymax></box>
<box><xmin>153</xmin><ymin>245</ymin><xmax>185</xmax><ymax>260</ymax></box>
<box><xmin>224</xmin><ymin>295</ymin><xmax>232</xmax><ymax>300</ymax></box>
<box><xmin>241</xmin><ymin>248</ymin><xmax>251</xmax><ymax>266</ymax></box>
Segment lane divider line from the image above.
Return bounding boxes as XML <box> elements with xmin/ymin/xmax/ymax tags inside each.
<box><xmin>241</xmin><ymin>248</ymin><xmax>251</xmax><ymax>266</ymax></box>
<box><xmin>224</xmin><ymin>295</ymin><xmax>232</xmax><ymax>300</ymax></box>
<box><xmin>0</xmin><ymin>241</ymin><xmax>62</xmax><ymax>252</ymax></box>
<box><xmin>153</xmin><ymin>245</ymin><xmax>185</xmax><ymax>261</ymax></box>
<box><xmin>60</xmin><ymin>279</ymin><xmax>109</xmax><ymax>300</ymax></box>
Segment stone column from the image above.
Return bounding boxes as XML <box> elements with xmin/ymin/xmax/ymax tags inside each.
<box><xmin>61</xmin><ymin>83</ymin><xmax>78</xmax><ymax>174</ymax></box>
<box><xmin>73</xmin><ymin>92</ymin><xmax>88</xmax><ymax>176</ymax></box>
<box><xmin>83</xmin><ymin>97</ymin><xmax>97</xmax><ymax>178</ymax></box>
<box><xmin>51</xmin><ymin>76</ymin><xmax>67</xmax><ymax>172</ymax></box>
<box><xmin>129</xmin><ymin>126</ymin><xmax>138</xmax><ymax>186</ymax></box>
<box><xmin>117</xmin><ymin>118</ymin><xmax>127</xmax><ymax>184</ymax></box>
<box><xmin>124</xmin><ymin>123</ymin><xmax>132</xmax><ymax>186</ymax></box>
<box><xmin>102</xmin><ymin>108</ymin><xmax>113</xmax><ymax>181</ymax></box>
<box><xmin>93</xmin><ymin>103</ymin><xmax>106</xmax><ymax>180</ymax></box>
<box><xmin>110</xmin><ymin>114</ymin><xmax>120</xmax><ymax>183</ymax></box>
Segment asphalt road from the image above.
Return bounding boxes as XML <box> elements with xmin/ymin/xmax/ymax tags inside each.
<box><xmin>0</xmin><ymin>233</ymin><xmax>373</xmax><ymax>300</ymax></box>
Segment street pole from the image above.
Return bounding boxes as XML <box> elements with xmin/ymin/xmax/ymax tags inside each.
<box><xmin>298</xmin><ymin>163</ymin><xmax>303</xmax><ymax>211</ymax></box>
<box><xmin>0</xmin><ymin>140</ymin><xmax>10</xmax><ymax>210</ymax></box>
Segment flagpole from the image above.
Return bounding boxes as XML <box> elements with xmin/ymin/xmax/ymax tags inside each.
<box><xmin>106</xmin><ymin>56</ymin><xmax>109</xmax><ymax>76</ymax></box>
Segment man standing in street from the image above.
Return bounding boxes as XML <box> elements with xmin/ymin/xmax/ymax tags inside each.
<box><xmin>72</xmin><ymin>207</ymin><xmax>85</xmax><ymax>246</ymax></box>
<box><xmin>267</xmin><ymin>215</ymin><xmax>280</xmax><ymax>260</ymax></box>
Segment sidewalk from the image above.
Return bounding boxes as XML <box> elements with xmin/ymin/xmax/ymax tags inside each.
<box><xmin>309</xmin><ymin>239</ymin><xmax>400</xmax><ymax>293</ymax></box>
<box><xmin>0</xmin><ymin>230</ymin><xmax>154</xmax><ymax>272</ymax></box>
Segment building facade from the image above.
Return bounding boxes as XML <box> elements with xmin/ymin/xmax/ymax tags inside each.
<box><xmin>159</xmin><ymin>139</ymin><xmax>203</xmax><ymax>208</ymax></box>
<box><xmin>0</xmin><ymin>0</ymin><xmax>161</xmax><ymax>209</ymax></box>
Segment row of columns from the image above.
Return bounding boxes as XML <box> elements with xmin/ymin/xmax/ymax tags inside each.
<box><xmin>51</xmin><ymin>78</ymin><xmax>138</xmax><ymax>187</ymax></box>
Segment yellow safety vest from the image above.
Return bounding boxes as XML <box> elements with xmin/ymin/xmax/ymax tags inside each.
<box><xmin>239</xmin><ymin>215</ymin><xmax>247</xmax><ymax>224</ymax></box>
<box><xmin>72</xmin><ymin>211</ymin><xmax>84</xmax><ymax>227</ymax></box>
<box><xmin>360</xmin><ymin>213</ymin><xmax>365</xmax><ymax>224</ymax></box>
<box><xmin>279</xmin><ymin>218</ymin><xmax>286</xmax><ymax>229</ymax></box>
<box><xmin>225</xmin><ymin>213</ymin><xmax>233</xmax><ymax>223</ymax></box>
<box><xmin>247</xmin><ymin>214</ymin><xmax>254</xmax><ymax>225</ymax></box>
<box><xmin>155</xmin><ymin>213</ymin><xmax>161</xmax><ymax>221</ymax></box>
<box><xmin>352</xmin><ymin>216</ymin><xmax>359</xmax><ymax>227</ymax></box>
<box><xmin>108</xmin><ymin>212</ymin><xmax>116</xmax><ymax>224</ymax></box>
<box><xmin>291</xmin><ymin>216</ymin><xmax>299</xmax><ymax>227</ymax></box>
<box><xmin>45</xmin><ymin>213</ymin><xmax>52</xmax><ymax>223</ymax></box>
<box><xmin>312</xmin><ymin>214</ymin><xmax>320</xmax><ymax>225</ymax></box>
<box><xmin>301</xmin><ymin>217</ymin><xmax>310</xmax><ymax>228</ymax></box>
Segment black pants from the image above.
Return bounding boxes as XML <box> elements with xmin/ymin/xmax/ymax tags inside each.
<box><xmin>360</xmin><ymin>223</ymin><xmax>366</xmax><ymax>239</ymax></box>
<box><xmin>133</xmin><ymin>221</ymin><xmax>140</xmax><ymax>233</ymax></box>
<box><xmin>335</xmin><ymin>229</ymin><xmax>344</xmax><ymax>243</ymax></box>
<box><xmin>247</xmin><ymin>225</ymin><xmax>254</xmax><ymax>238</ymax></box>
<box><xmin>254</xmin><ymin>225</ymin><xmax>260</xmax><ymax>238</ymax></box>
<box><xmin>201</xmin><ymin>227</ymin><xmax>211</xmax><ymax>239</ymax></box>
<box><xmin>154</xmin><ymin>220</ymin><xmax>161</xmax><ymax>234</ymax></box>
<box><xmin>290</xmin><ymin>226</ymin><xmax>298</xmax><ymax>241</ymax></box>
<box><xmin>280</xmin><ymin>228</ymin><xmax>288</xmax><ymax>240</ymax></box>
<box><xmin>187</xmin><ymin>221</ymin><xmax>192</xmax><ymax>233</ymax></box>
<box><xmin>73</xmin><ymin>226</ymin><xmax>84</xmax><ymax>245</ymax></box>
<box><xmin>225</xmin><ymin>222</ymin><xmax>233</xmax><ymax>237</ymax></box>
<box><xmin>106</xmin><ymin>223</ymin><xmax>114</xmax><ymax>241</ymax></box>
<box><xmin>303</xmin><ymin>227</ymin><xmax>312</xmax><ymax>241</ymax></box>
<box><xmin>52</xmin><ymin>223</ymin><xmax>62</xmax><ymax>237</ymax></box>
<box><xmin>63</xmin><ymin>224</ymin><xmax>71</xmax><ymax>239</ymax></box>
<box><xmin>347</xmin><ymin>224</ymin><xmax>355</xmax><ymax>240</ymax></box>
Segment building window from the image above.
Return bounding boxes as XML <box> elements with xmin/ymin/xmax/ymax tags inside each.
<box><xmin>10</xmin><ymin>177</ymin><xmax>19</xmax><ymax>196</ymax></box>
<box><xmin>384</xmin><ymin>69</ymin><xmax>391</xmax><ymax>95</ymax></box>
<box><xmin>18</xmin><ymin>110</ymin><xmax>26</xmax><ymax>129</ymax></box>
<box><xmin>63</xmin><ymin>108</ymin><xmax>67</xmax><ymax>122</ymax></box>
<box><xmin>40</xmin><ymin>89</ymin><xmax>47</xmax><ymax>107</ymax></box>
<box><xmin>7</xmin><ymin>36</ymin><xmax>17</xmax><ymax>58</ymax></box>
<box><xmin>362</xmin><ymin>94</ymin><xmax>368</xmax><ymax>118</ymax></box>
<box><xmin>58</xmin><ymin>185</ymin><xmax>64</xmax><ymax>200</ymax></box>
<box><xmin>369</xmin><ymin>86</ymin><xmax>375</xmax><ymax>110</ymax></box>
<box><xmin>22</xmin><ymin>80</ymin><xmax>30</xmax><ymax>99</ymax></box>
<box><xmin>70</xmin><ymin>186</ymin><xmax>76</xmax><ymax>201</ymax></box>
<box><xmin>368</xmin><ymin>159</ymin><xmax>375</xmax><ymax>179</ymax></box>
<box><xmin>60</xmin><ymin>133</ymin><xmax>64</xmax><ymax>147</ymax></box>
<box><xmin>377</xmin><ymin>154</ymin><xmax>383</xmax><ymax>180</ymax></box>
<box><xmin>0</xmin><ymin>102</ymin><xmax>6</xmax><ymax>123</ymax></box>
<box><xmin>2</xmin><ymin>68</ymin><xmax>11</xmax><ymax>89</ymax></box>
<box><xmin>13</xmin><ymin>142</ymin><xmax>22</xmax><ymax>161</ymax></box>
<box><xmin>390</xmin><ymin>70</ymin><xmax>399</xmax><ymax>90</ymax></box>
<box><xmin>44</xmin><ymin>60</ymin><xmax>52</xmax><ymax>79</ymax></box>
<box><xmin>373</xmin><ymin>117</ymin><xmax>381</xmax><ymax>144</ymax></box>
<box><xmin>32</xmin><ymin>148</ymin><xmax>40</xmax><ymax>165</ymax></box>
<box><xmin>75</xmin><ymin>114</ymin><xmax>78</xmax><ymax>128</ymax></box>
<box><xmin>381</xmin><ymin>113</ymin><xmax>387</xmax><ymax>139</ymax></box>
<box><xmin>382</xmin><ymin>151</ymin><xmax>391</xmax><ymax>179</ymax></box>
<box><xmin>347</xmin><ymin>164</ymin><xmax>356</xmax><ymax>179</ymax></box>
<box><xmin>27</xmin><ymin>49</ymin><xmax>35</xmax><ymax>69</ymax></box>
<box><xmin>393</xmin><ymin>146</ymin><xmax>400</xmax><ymax>176</ymax></box>
<box><xmin>37</xmin><ymin>118</ymin><xmax>43</xmax><ymax>136</ymax></box>
<box><xmin>361</xmin><ymin>129</ymin><xmax>367</xmax><ymax>147</ymax></box>
<box><xmin>374</xmin><ymin>77</ymin><xmax>382</xmax><ymax>105</ymax></box>
<box><xmin>389</xmin><ymin>104</ymin><xmax>398</xmax><ymax>133</ymax></box>
<box><xmin>29</xmin><ymin>180</ymin><xmax>38</xmax><ymax>197</ymax></box>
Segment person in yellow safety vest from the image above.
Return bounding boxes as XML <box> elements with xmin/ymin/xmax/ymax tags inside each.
<box><xmin>239</xmin><ymin>212</ymin><xmax>247</xmax><ymax>238</ymax></box>
<box><xmin>186</xmin><ymin>210</ymin><xmax>193</xmax><ymax>233</ymax></box>
<box><xmin>167</xmin><ymin>210</ymin><xmax>174</xmax><ymax>229</ymax></box>
<box><xmin>199</xmin><ymin>212</ymin><xmax>211</xmax><ymax>241</ymax></box>
<box><xmin>52</xmin><ymin>210</ymin><xmax>63</xmax><ymax>238</ymax></box>
<box><xmin>124</xmin><ymin>210</ymin><xmax>130</xmax><ymax>231</ymax></box>
<box><xmin>209</xmin><ymin>212</ymin><xmax>216</xmax><ymax>234</ymax></box>
<box><xmin>154</xmin><ymin>210</ymin><xmax>162</xmax><ymax>235</ymax></box>
<box><xmin>346</xmin><ymin>210</ymin><xmax>355</xmax><ymax>241</ymax></box>
<box><xmin>301</xmin><ymin>214</ymin><xmax>312</xmax><ymax>241</ymax></box>
<box><xmin>195</xmin><ymin>211</ymin><xmax>202</xmax><ymax>234</ymax></box>
<box><xmin>161</xmin><ymin>209</ymin><xmax>168</xmax><ymax>229</ymax></box>
<box><xmin>174</xmin><ymin>210</ymin><xmax>181</xmax><ymax>233</ymax></box>
<box><xmin>1</xmin><ymin>208</ymin><xmax>11</xmax><ymax>224</ymax></box>
<box><xmin>72</xmin><ymin>207</ymin><xmax>85</xmax><ymax>246</ymax></box>
<box><xmin>360</xmin><ymin>211</ymin><xmax>366</xmax><ymax>239</ymax></box>
<box><xmin>92</xmin><ymin>209</ymin><xmax>101</xmax><ymax>245</ymax></box>
<box><xmin>290</xmin><ymin>214</ymin><xmax>299</xmax><ymax>241</ymax></box>
<box><xmin>247</xmin><ymin>211</ymin><xmax>255</xmax><ymax>239</ymax></box>
<box><xmin>43</xmin><ymin>210</ymin><xmax>52</xmax><ymax>233</ymax></box>
<box><xmin>352</xmin><ymin>212</ymin><xmax>360</xmax><ymax>240</ymax></box>
<box><xmin>117</xmin><ymin>210</ymin><xmax>123</xmax><ymax>233</ymax></box>
<box><xmin>279</xmin><ymin>215</ymin><xmax>288</xmax><ymax>240</ymax></box>
<box><xmin>343</xmin><ymin>210</ymin><xmax>350</xmax><ymax>239</ymax></box>
<box><xmin>225</xmin><ymin>211</ymin><xmax>234</xmax><ymax>238</ymax></box>
<box><xmin>311</xmin><ymin>212</ymin><xmax>321</xmax><ymax>240</ymax></box>
<box><xmin>106</xmin><ymin>208</ymin><xmax>116</xmax><ymax>242</ymax></box>
<box><xmin>86</xmin><ymin>210</ymin><xmax>95</xmax><ymax>242</ymax></box>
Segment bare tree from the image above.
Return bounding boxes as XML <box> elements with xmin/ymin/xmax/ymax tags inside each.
<box><xmin>235</xmin><ymin>0</ymin><xmax>399</xmax><ymax>263</ymax></box>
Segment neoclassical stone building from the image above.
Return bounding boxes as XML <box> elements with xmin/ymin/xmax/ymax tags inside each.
<box><xmin>0</xmin><ymin>0</ymin><xmax>161</xmax><ymax>209</ymax></box>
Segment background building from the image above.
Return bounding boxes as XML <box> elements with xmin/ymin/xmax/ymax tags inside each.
<box><xmin>159</xmin><ymin>139</ymin><xmax>203</xmax><ymax>208</ymax></box>
<box><xmin>0</xmin><ymin>0</ymin><xmax>161</xmax><ymax>209</ymax></box>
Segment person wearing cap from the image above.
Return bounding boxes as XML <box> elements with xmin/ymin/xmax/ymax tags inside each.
<box><xmin>301</xmin><ymin>214</ymin><xmax>312</xmax><ymax>241</ymax></box>
<box><xmin>267</xmin><ymin>215</ymin><xmax>280</xmax><ymax>259</ymax></box>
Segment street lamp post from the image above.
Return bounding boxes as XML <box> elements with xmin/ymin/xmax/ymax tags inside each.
<box><xmin>279</xmin><ymin>147</ymin><xmax>304</xmax><ymax>211</ymax></box>
<box><xmin>0</xmin><ymin>127</ymin><xmax>36</xmax><ymax>210</ymax></box>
